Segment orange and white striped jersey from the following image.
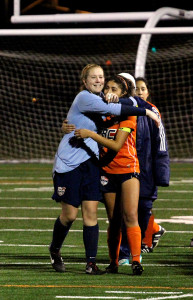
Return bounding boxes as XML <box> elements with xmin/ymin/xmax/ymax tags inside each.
<box><xmin>100</xmin><ymin>115</ymin><xmax>140</xmax><ymax>174</ymax></box>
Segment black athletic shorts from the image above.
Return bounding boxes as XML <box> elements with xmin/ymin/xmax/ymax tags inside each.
<box><xmin>100</xmin><ymin>170</ymin><xmax>140</xmax><ymax>193</ymax></box>
<box><xmin>52</xmin><ymin>159</ymin><xmax>102</xmax><ymax>207</ymax></box>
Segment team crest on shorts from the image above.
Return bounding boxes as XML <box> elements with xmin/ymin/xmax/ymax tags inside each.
<box><xmin>57</xmin><ymin>187</ymin><xmax>66</xmax><ymax>196</ymax></box>
<box><xmin>100</xmin><ymin>176</ymin><xmax>109</xmax><ymax>186</ymax></box>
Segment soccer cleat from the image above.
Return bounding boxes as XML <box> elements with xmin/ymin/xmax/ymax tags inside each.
<box><xmin>190</xmin><ymin>238</ymin><xmax>193</xmax><ymax>247</ymax></box>
<box><xmin>152</xmin><ymin>226</ymin><xmax>166</xmax><ymax>249</ymax></box>
<box><xmin>49</xmin><ymin>247</ymin><xmax>65</xmax><ymax>273</ymax></box>
<box><xmin>105</xmin><ymin>262</ymin><xmax>119</xmax><ymax>274</ymax></box>
<box><xmin>131</xmin><ymin>261</ymin><xmax>144</xmax><ymax>276</ymax></box>
<box><xmin>119</xmin><ymin>258</ymin><xmax>130</xmax><ymax>266</ymax></box>
<box><xmin>85</xmin><ymin>262</ymin><xmax>104</xmax><ymax>275</ymax></box>
<box><xmin>141</xmin><ymin>244</ymin><xmax>153</xmax><ymax>253</ymax></box>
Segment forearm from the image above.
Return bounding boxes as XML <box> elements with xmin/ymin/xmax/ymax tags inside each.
<box><xmin>121</xmin><ymin>104</ymin><xmax>146</xmax><ymax>116</ymax></box>
<box><xmin>88</xmin><ymin>131</ymin><xmax>121</xmax><ymax>152</ymax></box>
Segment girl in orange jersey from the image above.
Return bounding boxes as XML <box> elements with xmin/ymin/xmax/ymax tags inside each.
<box><xmin>75</xmin><ymin>75</ymin><xmax>144</xmax><ymax>275</ymax></box>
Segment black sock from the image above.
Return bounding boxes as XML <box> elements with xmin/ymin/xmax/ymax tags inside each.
<box><xmin>50</xmin><ymin>217</ymin><xmax>73</xmax><ymax>252</ymax></box>
<box><xmin>83</xmin><ymin>224</ymin><xmax>99</xmax><ymax>263</ymax></box>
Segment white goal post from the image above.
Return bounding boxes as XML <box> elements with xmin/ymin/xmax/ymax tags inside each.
<box><xmin>7</xmin><ymin>4</ymin><xmax>193</xmax><ymax>77</ymax></box>
<box><xmin>135</xmin><ymin>7</ymin><xmax>193</xmax><ymax>77</ymax></box>
<box><xmin>0</xmin><ymin>4</ymin><xmax>192</xmax><ymax>161</ymax></box>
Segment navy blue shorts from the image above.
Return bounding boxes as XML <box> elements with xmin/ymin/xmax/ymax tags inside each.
<box><xmin>52</xmin><ymin>159</ymin><xmax>102</xmax><ymax>208</ymax></box>
<box><xmin>100</xmin><ymin>170</ymin><xmax>140</xmax><ymax>193</ymax></box>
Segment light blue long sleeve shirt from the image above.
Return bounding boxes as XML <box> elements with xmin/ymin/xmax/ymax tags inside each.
<box><xmin>53</xmin><ymin>90</ymin><xmax>122</xmax><ymax>173</ymax></box>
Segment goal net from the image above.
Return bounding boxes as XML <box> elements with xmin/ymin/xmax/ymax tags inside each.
<box><xmin>0</xmin><ymin>34</ymin><xmax>193</xmax><ymax>160</ymax></box>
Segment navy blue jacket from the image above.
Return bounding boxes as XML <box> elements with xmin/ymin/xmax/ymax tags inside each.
<box><xmin>120</xmin><ymin>96</ymin><xmax>170</xmax><ymax>200</ymax></box>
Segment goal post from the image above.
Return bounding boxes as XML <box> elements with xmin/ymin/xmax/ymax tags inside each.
<box><xmin>135</xmin><ymin>6</ymin><xmax>193</xmax><ymax>77</ymax></box>
<box><xmin>0</xmin><ymin>7</ymin><xmax>193</xmax><ymax>161</ymax></box>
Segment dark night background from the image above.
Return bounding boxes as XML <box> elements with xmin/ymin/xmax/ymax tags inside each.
<box><xmin>0</xmin><ymin>1</ymin><xmax>193</xmax><ymax>159</ymax></box>
<box><xmin>0</xmin><ymin>1</ymin><xmax>193</xmax><ymax>28</ymax></box>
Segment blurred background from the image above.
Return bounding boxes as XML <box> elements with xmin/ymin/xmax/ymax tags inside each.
<box><xmin>1</xmin><ymin>1</ymin><xmax>193</xmax><ymax>28</ymax></box>
<box><xmin>0</xmin><ymin>1</ymin><xmax>193</xmax><ymax>161</ymax></box>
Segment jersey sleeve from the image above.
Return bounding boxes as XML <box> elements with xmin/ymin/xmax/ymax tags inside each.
<box><xmin>77</xmin><ymin>91</ymin><xmax>146</xmax><ymax>117</ymax></box>
<box><xmin>119</xmin><ymin>116</ymin><xmax>136</xmax><ymax>131</ymax></box>
<box><xmin>77</xmin><ymin>91</ymin><xmax>122</xmax><ymax>115</ymax></box>
<box><xmin>150</xmin><ymin>111</ymin><xmax>170</xmax><ymax>187</ymax></box>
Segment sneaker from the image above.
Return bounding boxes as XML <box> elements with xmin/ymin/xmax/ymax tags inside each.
<box><xmin>152</xmin><ymin>226</ymin><xmax>166</xmax><ymax>249</ymax></box>
<box><xmin>131</xmin><ymin>261</ymin><xmax>144</xmax><ymax>276</ymax></box>
<box><xmin>119</xmin><ymin>258</ymin><xmax>130</xmax><ymax>266</ymax></box>
<box><xmin>141</xmin><ymin>244</ymin><xmax>153</xmax><ymax>253</ymax></box>
<box><xmin>86</xmin><ymin>262</ymin><xmax>104</xmax><ymax>275</ymax></box>
<box><xmin>49</xmin><ymin>247</ymin><xmax>65</xmax><ymax>273</ymax></box>
<box><xmin>105</xmin><ymin>262</ymin><xmax>118</xmax><ymax>274</ymax></box>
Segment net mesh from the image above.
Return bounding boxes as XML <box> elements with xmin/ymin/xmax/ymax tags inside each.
<box><xmin>0</xmin><ymin>34</ymin><xmax>193</xmax><ymax>160</ymax></box>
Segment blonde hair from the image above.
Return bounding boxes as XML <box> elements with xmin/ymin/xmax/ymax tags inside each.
<box><xmin>80</xmin><ymin>64</ymin><xmax>104</xmax><ymax>91</ymax></box>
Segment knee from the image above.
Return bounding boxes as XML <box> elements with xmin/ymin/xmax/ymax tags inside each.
<box><xmin>60</xmin><ymin>212</ymin><xmax>76</xmax><ymax>226</ymax></box>
<box><xmin>123</xmin><ymin>210</ymin><xmax>138</xmax><ymax>226</ymax></box>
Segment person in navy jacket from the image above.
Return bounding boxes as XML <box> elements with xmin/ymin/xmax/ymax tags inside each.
<box><xmin>119</xmin><ymin>76</ymin><xmax>170</xmax><ymax>265</ymax></box>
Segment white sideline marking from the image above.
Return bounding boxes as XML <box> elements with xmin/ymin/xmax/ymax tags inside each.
<box><xmin>0</xmin><ymin>207</ymin><xmax>60</xmax><ymax>210</ymax></box>
<box><xmin>0</xmin><ymin>177</ymin><xmax>51</xmax><ymax>179</ymax></box>
<box><xmin>159</xmin><ymin>199</ymin><xmax>193</xmax><ymax>202</ymax></box>
<box><xmin>1</xmin><ymin>216</ymin><xmax>193</xmax><ymax>224</ymax></box>
<box><xmin>56</xmin><ymin>297</ymin><xmax>134</xmax><ymax>299</ymax></box>
<box><xmin>105</xmin><ymin>292</ymin><xmax>182</xmax><ymax>294</ymax></box>
<box><xmin>0</xmin><ymin>207</ymin><xmax>193</xmax><ymax>211</ymax></box>
<box><xmin>170</xmin><ymin>179</ymin><xmax>193</xmax><ymax>184</ymax></box>
<box><xmin>0</xmin><ymin>244</ymin><xmax>107</xmax><ymax>248</ymax></box>
<box><xmin>156</xmin><ymin>217</ymin><xmax>193</xmax><ymax>225</ymax></box>
<box><xmin>1</xmin><ymin>180</ymin><xmax>192</xmax><ymax>185</ymax></box>
<box><xmin>55</xmin><ymin>295</ymin><xmax>193</xmax><ymax>299</ymax></box>
<box><xmin>0</xmin><ymin>197</ymin><xmax>50</xmax><ymax>200</ymax></box>
<box><xmin>0</xmin><ymin>229</ymin><xmax>107</xmax><ymax>232</ymax></box>
<box><xmin>0</xmin><ymin>183</ymin><xmax>52</xmax><ymax>185</ymax></box>
<box><xmin>0</xmin><ymin>217</ymin><xmax>107</xmax><ymax>221</ymax></box>
<box><xmin>158</xmin><ymin>191</ymin><xmax>193</xmax><ymax>193</ymax></box>
<box><xmin>1</xmin><ymin>262</ymin><xmax>193</xmax><ymax>268</ymax></box>
<box><xmin>0</xmin><ymin>229</ymin><xmax>193</xmax><ymax>233</ymax></box>
<box><xmin>0</xmin><ymin>177</ymin><xmax>192</xmax><ymax>182</ymax></box>
<box><xmin>0</xmin><ymin>188</ymin><xmax>193</xmax><ymax>193</ymax></box>
<box><xmin>138</xmin><ymin>294</ymin><xmax>193</xmax><ymax>300</ymax></box>
<box><xmin>0</xmin><ymin>197</ymin><xmax>192</xmax><ymax>202</ymax></box>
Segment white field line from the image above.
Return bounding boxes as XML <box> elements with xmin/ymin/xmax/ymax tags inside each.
<box><xmin>1</xmin><ymin>216</ymin><xmax>193</xmax><ymax>224</ymax></box>
<box><xmin>0</xmin><ymin>207</ymin><xmax>61</xmax><ymax>210</ymax></box>
<box><xmin>0</xmin><ymin>197</ymin><xmax>192</xmax><ymax>202</ymax></box>
<box><xmin>0</xmin><ymin>177</ymin><xmax>51</xmax><ymax>179</ymax></box>
<box><xmin>0</xmin><ymin>197</ymin><xmax>51</xmax><ymax>200</ymax></box>
<box><xmin>54</xmin><ymin>296</ymin><xmax>134</xmax><ymax>299</ymax></box>
<box><xmin>55</xmin><ymin>295</ymin><xmax>193</xmax><ymax>300</ymax></box>
<box><xmin>0</xmin><ymin>207</ymin><xmax>193</xmax><ymax>211</ymax></box>
<box><xmin>170</xmin><ymin>180</ymin><xmax>193</xmax><ymax>184</ymax></box>
<box><xmin>0</xmin><ymin>190</ymin><xmax>192</xmax><ymax>193</ymax></box>
<box><xmin>0</xmin><ymin>244</ymin><xmax>107</xmax><ymax>248</ymax></box>
<box><xmin>0</xmin><ymin>188</ymin><xmax>193</xmax><ymax>192</ymax></box>
<box><xmin>0</xmin><ymin>217</ymin><xmax>107</xmax><ymax>220</ymax></box>
<box><xmin>0</xmin><ymin>197</ymin><xmax>193</xmax><ymax>203</ymax></box>
<box><xmin>158</xmin><ymin>191</ymin><xmax>193</xmax><ymax>193</ymax></box>
<box><xmin>0</xmin><ymin>229</ymin><xmax>192</xmax><ymax>233</ymax></box>
<box><xmin>0</xmin><ymin>179</ymin><xmax>188</xmax><ymax>183</ymax></box>
<box><xmin>0</xmin><ymin>261</ymin><xmax>193</xmax><ymax>268</ymax></box>
<box><xmin>0</xmin><ymin>177</ymin><xmax>192</xmax><ymax>181</ymax></box>
<box><xmin>137</xmin><ymin>294</ymin><xmax>193</xmax><ymax>300</ymax></box>
<box><xmin>105</xmin><ymin>292</ymin><xmax>183</xmax><ymax>295</ymax></box>
<box><xmin>0</xmin><ymin>183</ymin><xmax>52</xmax><ymax>185</ymax></box>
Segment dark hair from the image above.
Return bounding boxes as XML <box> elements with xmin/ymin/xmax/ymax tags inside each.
<box><xmin>135</xmin><ymin>76</ymin><xmax>152</xmax><ymax>101</ymax></box>
<box><xmin>104</xmin><ymin>75</ymin><xmax>134</xmax><ymax>97</ymax></box>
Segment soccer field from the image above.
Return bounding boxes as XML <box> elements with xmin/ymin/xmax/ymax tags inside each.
<box><xmin>0</xmin><ymin>162</ymin><xmax>193</xmax><ymax>300</ymax></box>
